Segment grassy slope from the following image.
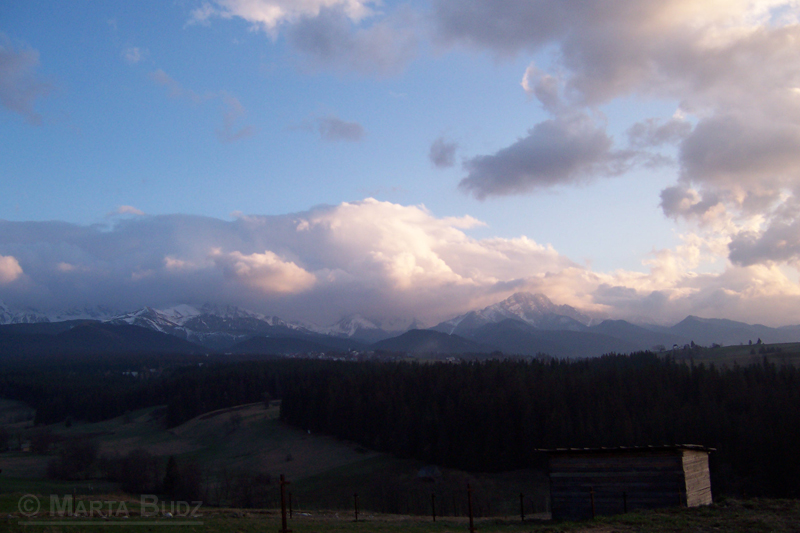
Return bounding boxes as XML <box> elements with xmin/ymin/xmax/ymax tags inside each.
<box><xmin>1</xmin><ymin>401</ymin><xmax>548</xmax><ymax>515</ymax></box>
<box><xmin>673</xmin><ymin>342</ymin><xmax>800</xmax><ymax>367</ymax></box>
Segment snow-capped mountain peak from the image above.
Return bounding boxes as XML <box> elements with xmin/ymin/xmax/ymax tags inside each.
<box><xmin>325</xmin><ymin>314</ymin><xmax>381</xmax><ymax>337</ymax></box>
<box><xmin>433</xmin><ymin>292</ymin><xmax>595</xmax><ymax>334</ymax></box>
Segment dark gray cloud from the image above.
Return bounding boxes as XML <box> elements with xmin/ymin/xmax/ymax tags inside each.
<box><xmin>679</xmin><ymin>113</ymin><xmax>800</xmax><ymax>189</ymax></box>
<box><xmin>458</xmin><ymin>115</ymin><xmax>634</xmax><ymax>199</ymax></box>
<box><xmin>316</xmin><ymin>115</ymin><xmax>364</xmax><ymax>142</ymax></box>
<box><xmin>287</xmin><ymin>6</ymin><xmax>418</xmax><ymax>76</ymax></box>
<box><xmin>429</xmin><ymin>137</ymin><xmax>457</xmax><ymax>168</ymax></box>
<box><xmin>0</xmin><ymin>35</ymin><xmax>52</xmax><ymax>125</ymax></box>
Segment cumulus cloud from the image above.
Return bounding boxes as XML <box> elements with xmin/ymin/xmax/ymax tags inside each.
<box><xmin>429</xmin><ymin>137</ymin><xmax>457</xmax><ymax>168</ymax></box>
<box><xmin>316</xmin><ymin>114</ymin><xmax>364</xmax><ymax>142</ymax></box>
<box><xmin>432</xmin><ymin>0</ymin><xmax>800</xmax><ymax>276</ymax></box>
<box><xmin>211</xmin><ymin>249</ymin><xmax>316</xmax><ymax>293</ymax></box>
<box><xmin>459</xmin><ymin>114</ymin><xmax>635</xmax><ymax>199</ymax></box>
<box><xmin>0</xmin><ymin>201</ymin><xmax>576</xmax><ymax>324</ymax></box>
<box><xmin>0</xmin><ymin>255</ymin><xmax>23</xmax><ymax>284</ymax></box>
<box><xmin>4</xmin><ymin>200</ymin><xmax>800</xmax><ymax>326</ymax></box>
<box><xmin>0</xmin><ymin>34</ymin><xmax>52</xmax><ymax>125</ymax></box>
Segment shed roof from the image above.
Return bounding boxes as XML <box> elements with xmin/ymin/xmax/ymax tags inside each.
<box><xmin>536</xmin><ymin>444</ymin><xmax>715</xmax><ymax>454</ymax></box>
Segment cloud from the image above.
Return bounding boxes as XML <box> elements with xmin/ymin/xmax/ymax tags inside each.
<box><xmin>429</xmin><ymin>137</ymin><xmax>457</xmax><ymax>168</ymax></box>
<box><xmin>431</xmin><ymin>0</ymin><xmax>800</xmax><ymax>277</ymax></box>
<box><xmin>0</xmin><ymin>255</ymin><xmax>23</xmax><ymax>284</ymax></box>
<box><xmin>108</xmin><ymin>205</ymin><xmax>146</xmax><ymax>217</ymax></box>
<box><xmin>149</xmin><ymin>70</ymin><xmax>254</xmax><ymax>143</ymax></box>
<box><xmin>3</xmin><ymin>201</ymin><xmax>800</xmax><ymax>326</ymax></box>
<box><xmin>0</xmin><ymin>34</ymin><xmax>52</xmax><ymax>125</ymax></box>
<box><xmin>189</xmin><ymin>0</ymin><xmax>378</xmax><ymax>34</ymax></box>
<box><xmin>459</xmin><ymin>114</ymin><xmax>635</xmax><ymax>199</ymax></box>
<box><xmin>287</xmin><ymin>6</ymin><xmax>418</xmax><ymax>76</ymax></box>
<box><xmin>628</xmin><ymin>117</ymin><xmax>692</xmax><ymax>149</ymax></box>
<box><xmin>211</xmin><ymin>249</ymin><xmax>316</xmax><ymax>293</ymax></box>
<box><xmin>149</xmin><ymin>69</ymin><xmax>206</xmax><ymax>103</ymax></box>
<box><xmin>316</xmin><ymin>114</ymin><xmax>364</xmax><ymax>142</ymax></box>
<box><xmin>217</xmin><ymin>93</ymin><xmax>256</xmax><ymax>142</ymax></box>
<box><xmin>122</xmin><ymin>46</ymin><xmax>146</xmax><ymax>64</ymax></box>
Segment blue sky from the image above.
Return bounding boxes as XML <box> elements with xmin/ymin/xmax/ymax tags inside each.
<box><xmin>2</xmin><ymin>1</ymin><xmax>800</xmax><ymax>327</ymax></box>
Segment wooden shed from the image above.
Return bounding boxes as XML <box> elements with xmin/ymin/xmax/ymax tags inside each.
<box><xmin>540</xmin><ymin>445</ymin><xmax>713</xmax><ymax>521</ymax></box>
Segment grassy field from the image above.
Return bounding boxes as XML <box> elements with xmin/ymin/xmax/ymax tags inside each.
<box><xmin>672</xmin><ymin>342</ymin><xmax>800</xmax><ymax>367</ymax></box>
<box><xmin>1</xmin><ymin>494</ymin><xmax>800</xmax><ymax>533</ymax></box>
<box><xmin>0</xmin><ymin>401</ymin><xmax>548</xmax><ymax>516</ymax></box>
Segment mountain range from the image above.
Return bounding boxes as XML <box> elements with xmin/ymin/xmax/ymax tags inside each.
<box><xmin>2</xmin><ymin>292</ymin><xmax>799</xmax><ymax>358</ymax></box>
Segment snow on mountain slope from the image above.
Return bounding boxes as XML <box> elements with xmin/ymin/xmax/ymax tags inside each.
<box><xmin>0</xmin><ymin>301</ymin><xmax>50</xmax><ymax>324</ymax></box>
<box><xmin>433</xmin><ymin>292</ymin><xmax>595</xmax><ymax>334</ymax></box>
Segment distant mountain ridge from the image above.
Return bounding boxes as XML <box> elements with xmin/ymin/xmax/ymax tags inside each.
<box><xmin>4</xmin><ymin>293</ymin><xmax>800</xmax><ymax>358</ymax></box>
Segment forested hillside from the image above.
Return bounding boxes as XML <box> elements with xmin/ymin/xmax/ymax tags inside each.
<box><xmin>2</xmin><ymin>353</ymin><xmax>799</xmax><ymax>497</ymax></box>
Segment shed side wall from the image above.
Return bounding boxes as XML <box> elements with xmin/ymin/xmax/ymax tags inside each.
<box><xmin>549</xmin><ymin>452</ymin><xmax>686</xmax><ymax>521</ymax></box>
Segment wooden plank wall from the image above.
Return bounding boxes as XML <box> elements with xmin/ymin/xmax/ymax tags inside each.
<box><xmin>549</xmin><ymin>451</ymin><xmax>688</xmax><ymax>521</ymax></box>
<box><xmin>682</xmin><ymin>450</ymin><xmax>712</xmax><ymax>506</ymax></box>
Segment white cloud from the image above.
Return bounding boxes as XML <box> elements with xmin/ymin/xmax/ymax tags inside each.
<box><xmin>3</xmin><ymin>200</ymin><xmax>800</xmax><ymax>326</ymax></box>
<box><xmin>0</xmin><ymin>255</ymin><xmax>23</xmax><ymax>284</ymax></box>
<box><xmin>431</xmin><ymin>0</ymin><xmax>800</xmax><ymax>276</ymax></box>
<box><xmin>189</xmin><ymin>0</ymin><xmax>378</xmax><ymax>34</ymax></box>
<box><xmin>211</xmin><ymin>249</ymin><xmax>316</xmax><ymax>293</ymax></box>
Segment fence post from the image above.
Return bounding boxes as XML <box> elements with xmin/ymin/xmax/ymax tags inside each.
<box><xmin>289</xmin><ymin>491</ymin><xmax>293</xmax><ymax>519</ymax></box>
<box><xmin>623</xmin><ymin>491</ymin><xmax>627</xmax><ymax>514</ymax></box>
<box><xmin>589</xmin><ymin>486</ymin><xmax>595</xmax><ymax>519</ymax></box>
<box><xmin>354</xmin><ymin>493</ymin><xmax>359</xmax><ymax>522</ymax></box>
<box><xmin>431</xmin><ymin>493</ymin><xmax>436</xmax><ymax>522</ymax></box>
<box><xmin>467</xmin><ymin>483</ymin><xmax>476</xmax><ymax>533</ymax></box>
<box><xmin>520</xmin><ymin>493</ymin><xmax>525</xmax><ymax>521</ymax></box>
<box><xmin>279</xmin><ymin>475</ymin><xmax>292</xmax><ymax>533</ymax></box>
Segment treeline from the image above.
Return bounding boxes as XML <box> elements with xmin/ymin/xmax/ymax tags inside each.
<box><xmin>0</xmin><ymin>354</ymin><xmax>320</xmax><ymax>426</ymax></box>
<box><xmin>279</xmin><ymin>354</ymin><xmax>800</xmax><ymax>498</ymax></box>
<box><xmin>3</xmin><ymin>353</ymin><xmax>800</xmax><ymax>497</ymax></box>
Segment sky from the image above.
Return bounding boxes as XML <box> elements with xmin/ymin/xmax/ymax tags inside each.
<box><xmin>2</xmin><ymin>0</ymin><xmax>800</xmax><ymax>327</ymax></box>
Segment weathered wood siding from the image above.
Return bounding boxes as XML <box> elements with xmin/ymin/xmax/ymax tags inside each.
<box><xmin>549</xmin><ymin>449</ymin><xmax>711</xmax><ymax>521</ymax></box>
<box><xmin>682</xmin><ymin>450</ymin><xmax>712</xmax><ymax>506</ymax></box>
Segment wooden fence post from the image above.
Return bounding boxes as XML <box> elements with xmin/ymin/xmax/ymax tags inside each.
<box><xmin>279</xmin><ymin>475</ymin><xmax>292</xmax><ymax>533</ymax></box>
<box><xmin>467</xmin><ymin>483</ymin><xmax>476</xmax><ymax>533</ymax></box>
